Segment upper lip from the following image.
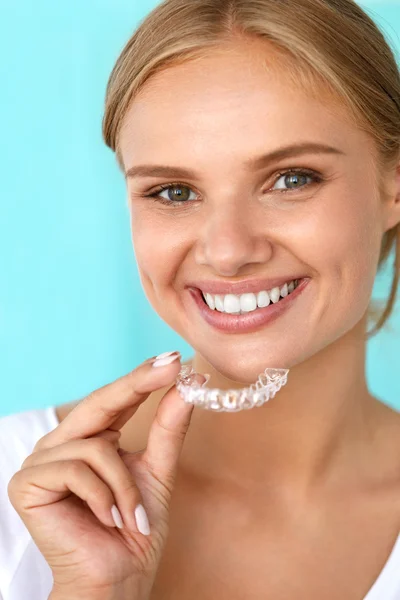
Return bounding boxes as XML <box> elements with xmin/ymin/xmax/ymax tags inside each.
<box><xmin>187</xmin><ymin>276</ymin><xmax>308</xmax><ymax>295</ymax></box>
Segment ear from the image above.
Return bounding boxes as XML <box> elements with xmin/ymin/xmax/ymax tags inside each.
<box><xmin>382</xmin><ymin>159</ymin><xmax>400</xmax><ymax>233</ymax></box>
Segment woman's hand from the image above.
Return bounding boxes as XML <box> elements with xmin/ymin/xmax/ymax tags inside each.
<box><xmin>7</xmin><ymin>352</ymin><xmax>205</xmax><ymax>599</ymax></box>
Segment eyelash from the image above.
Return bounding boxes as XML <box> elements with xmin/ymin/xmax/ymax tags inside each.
<box><xmin>144</xmin><ymin>168</ymin><xmax>324</xmax><ymax>207</ymax></box>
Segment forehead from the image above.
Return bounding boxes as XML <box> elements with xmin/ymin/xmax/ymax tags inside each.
<box><xmin>118</xmin><ymin>41</ymin><xmax>369</xmax><ymax>169</ymax></box>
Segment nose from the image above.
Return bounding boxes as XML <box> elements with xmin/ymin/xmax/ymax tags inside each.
<box><xmin>194</xmin><ymin>202</ymin><xmax>273</xmax><ymax>276</ymax></box>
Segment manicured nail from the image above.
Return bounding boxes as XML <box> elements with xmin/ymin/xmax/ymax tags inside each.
<box><xmin>111</xmin><ymin>504</ymin><xmax>123</xmax><ymax>529</ymax></box>
<box><xmin>156</xmin><ymin>351</ymin><xmax>180</xmax><ymax>360</ymax></box>
<box><xmin>201</xmin><ymin>373</ymin><xmax>211</xmax><ymax>386</ymax></box>
<box><xmin>135</xmin><ymin>503</ymin><xmax>151</xmax><ymax>535</ymax></box>
<box><xmin>152</xmin><ymin>353</ymin><xmax>181</xmax><ymax>368</ymax></box>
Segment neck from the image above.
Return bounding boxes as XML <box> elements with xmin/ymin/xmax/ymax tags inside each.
<box><xmin>179</xmin><ymin>317</ymin><xmax>385</xmax><ymax>501</ymax></box>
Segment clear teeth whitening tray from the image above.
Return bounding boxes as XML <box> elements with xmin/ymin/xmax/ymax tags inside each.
<box><xmin>176</xmin><ymin>364</ymin><xmax>289</xmax><ymax>413</ymax></box>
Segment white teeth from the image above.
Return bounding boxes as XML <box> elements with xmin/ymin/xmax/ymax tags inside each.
<box><xmin>214</xmin><ymin>294</ymin><xmax>225</xmax><ymax>312</ymax></box>
<box><xmin>205</xmin><ymin>292</ymin><xmax>215</xmax><ymax>310</ymax></box>
<box><xmin>257</xmin><ymin>290</ymin><xmax>270</xmax><ymax>308</ymax></box>
<box><xmin>240</xmin><ymin>293</ymin><xmax>257</xmax><ymax>313</ymax></box>
<box><xmin>224</xmin><ymin>294</ymin><xmax>241</xmax><ymax>314</ymax></box>
<box><xmin>269</xmin><ymin>287</ymin><xmax>281</xmax><ymax>303</ymax></box>
<box><xmin>201</xmin><ymin>278</ymin><xmax>301</xmax><ymax>313</ymax></box>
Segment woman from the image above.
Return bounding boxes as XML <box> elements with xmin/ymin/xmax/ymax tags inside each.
<box><xmin>1</xmin><ymin>0</ymin><xmax>400</xmax><ymax>598</ymax></box>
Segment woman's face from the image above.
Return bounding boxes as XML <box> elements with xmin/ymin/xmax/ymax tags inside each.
<box><xmin>118</xmin><ymin>39</ymin><xmax>394</xmax><ymax>383</ymax></box>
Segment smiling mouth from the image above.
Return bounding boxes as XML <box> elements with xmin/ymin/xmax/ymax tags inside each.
<box><xmin>187</xmin><ymin>277</ymin><xmax>310</xmax><ymax>334</ymax></box>
<box><xmin>199</xmin><ymin>278</ymin><xmax>302</xmax><ymax>315</ymax></box>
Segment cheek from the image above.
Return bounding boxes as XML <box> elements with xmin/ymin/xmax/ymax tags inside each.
<box><xmin>129</xmin><ymin>213</ymin><xmax>184</xmax><ymax>297</ymax></box>
<box><xmin>323</xmin><ymin>192</ymin><xmax>380</xmax><ymax>286</ymax></box>
<box><xmin>293</xmin><ymin>189</ymin><xmax>381</xmax><ymax>329</ymax></box>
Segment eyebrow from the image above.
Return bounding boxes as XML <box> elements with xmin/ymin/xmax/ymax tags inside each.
<box><xmin>125</xmin><ymin>142</ymin><xmax>345</xmax><ymax>180</ymax></box>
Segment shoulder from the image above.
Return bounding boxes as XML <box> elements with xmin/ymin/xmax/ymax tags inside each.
<box><xmin>0</xmin><ymin>405</ymin><xmax>59</xmax><ymax>498</ymax></box>
<box><xmin>0</xmin><ymin>407</ymin><xmax>57</xmax><ymax>598</ymax></box>
<box><xmin>1</xmin><ymin>403</ymin><xmax>59</xmax><ymax>435</ymax></box>
<box><xmin>0</xmin><ymin>406</ymin><xmax>59</xmax><ymax>472</ymax></box>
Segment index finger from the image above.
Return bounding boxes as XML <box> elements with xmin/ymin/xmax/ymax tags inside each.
<box><xmin>36</xmin><ymin>353</ymin><xmax>183</xmax><ymax>449</ymax></box>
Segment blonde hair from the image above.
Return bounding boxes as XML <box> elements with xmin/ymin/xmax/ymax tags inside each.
<box><xmin>102</xmin><ymin>0</ymin><xmax>400</xmax><ymax>339</ymax></box>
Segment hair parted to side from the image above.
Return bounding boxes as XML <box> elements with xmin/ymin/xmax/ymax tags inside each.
<box><xmin>102</xmin><ymin>0</ymin><xmax>400</xmax><ymax>340</ymax></box>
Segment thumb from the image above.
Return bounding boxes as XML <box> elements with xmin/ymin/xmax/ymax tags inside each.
<box><xmin>143</xmin><ymin>373</ymin><xmax>207</xmax><ymax>485</ymax></box>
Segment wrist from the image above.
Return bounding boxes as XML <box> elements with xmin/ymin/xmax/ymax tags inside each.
<box><xmin>49</xmin><ymin>578</ymin><xmax>153</xmax><ymax>600</ymax></box>
<box><xmin>49</xmin><ymin>591</ymin><xmax>142</xmax><ymax>600</ymax></box>
<box><xmin>49</xmin><ymin>592</ymin><xmax>117</xmax><ymax>600</ymax></box>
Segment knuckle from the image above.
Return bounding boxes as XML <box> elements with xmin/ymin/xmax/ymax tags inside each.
<box><xmin>66</xmin><ymin>459</ymin><xmax>87</xmax><ymax>477</ymax></box>
<box><xmin>142</xmin><ymin>456</ymin><xmax>173</xmax><ymax>504</ymax></box>
<box><xmin>88</xmin><ymin>436</ymin><xmax>115</xmax><ymax>456</ymax></box>
<box><xmin>81</xmin><ymin>391</ymin><xmax>118</xmax><ymax>418</ymax></box>
<box><xmin>126</xmin><ymin>366</ymin><xmax>155</xmax><ymax>394</ymax></box>
<box><xmin>7</xmin><ymin>469</ymin><xmax>30</xmax><ymax>504</ymax></box>
<box><xmin>90</xmin><ymin>481</ymin><xmax>111</xmax><ymax>502</ymax></box>
<box><xmin>20</xmin><ymin>454</ymin><xmax>33</xmax><ymax>469</ymax></box>
<box><xmin>119</xmin><ymin>477</ymin><xmax>139</xmax><ymax>497</ymax></box>
<box><xmin>82</xmin><ymin>391</ymin><xmax>95</xmax><ymax>404</ymax></box>
<box><xmin>7</xmin><ymin>471</ymin><xmax>23</xmax><ymax>495</ymax></box>
<box><xmin>32</xmin><ymin>434</ymin><xmax>50</xmax><ymax>453</ymax></box>
<box><xmin>155</xmin><ymin>412</ymin><xmax>184</xmax><ymax>441</ymax></box>
<box><xmin>89</xmin><ymin>479</ymin><xmax>114</xmax><ymax>506</ymax></box>
<box><xmin>96</xmin><ymin>402</ymin><xmax>121</xmax><ymax>421</ymax></box>
<box><xmin>174</xmin><ymin>430</ymin><xmax>186</xmax><ymax>444</ymax></box>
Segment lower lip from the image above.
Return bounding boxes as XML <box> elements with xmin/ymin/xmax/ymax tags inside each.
<box><xmin>188</xmin><ymin>278</ymin><xmax>310</xmax><ymax>334</ymax></box>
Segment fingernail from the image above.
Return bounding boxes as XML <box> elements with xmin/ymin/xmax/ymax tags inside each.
<box><xmin>194</xmin><ymin>373</ymin><xmax>208</xmax><ymax>386</ymax></box>
<box><xmin>111</xmin><ymin>504</ymin><xmax>123</xmax><ymax>529</ymax></box>
<box><xmin>152</xmin><ymin>353</ymin><xmax>181</xmax><ymax>368</ymax></box>
<box><xmin>201</xmin><ymin>373</ymin><xmax>211</xmax><ymax>386</ymax></box>
<box><xmin>135</xmin><ymin>503</ymin><xmax>151</xmax><ymax>535</ymax></box>
<box><xmin>156</xmin><ymin>351</ymin><xmax>180</xmax><ymax>360</ymax></box>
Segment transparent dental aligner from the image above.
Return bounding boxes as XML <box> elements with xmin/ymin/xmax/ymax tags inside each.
<box><xmin>175</xmin><ymin>364</ymin><xmax>289</xmax><ymax>412</ymax></box>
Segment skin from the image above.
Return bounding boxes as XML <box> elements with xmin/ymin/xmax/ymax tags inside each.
<box><xmin>58</xmin><ymin>37</ymin><xmax>400</xmax><ymax>597</ymax></box>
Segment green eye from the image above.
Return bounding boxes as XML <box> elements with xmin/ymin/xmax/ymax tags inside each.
<box><xmin>145</xmin><ymin>168</ymin><xmax>323</xmax><ymax>207</ymax></box>
<box><xmin>147</xmin><ymin>183</ymin><xmax>197</xmax><ymax>205</ymax></box>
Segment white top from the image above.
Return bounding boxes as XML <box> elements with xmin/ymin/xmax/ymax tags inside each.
<box><xmin>0</xmin><ymin>406</ymin><xmax>400</xmax><ymax>600</ymax></box>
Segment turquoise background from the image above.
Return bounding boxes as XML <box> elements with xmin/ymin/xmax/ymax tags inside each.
<box><xmin>0</xmin><ymin>0</ymin><xmax>399</xmax><ymax>417</ymax></box>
